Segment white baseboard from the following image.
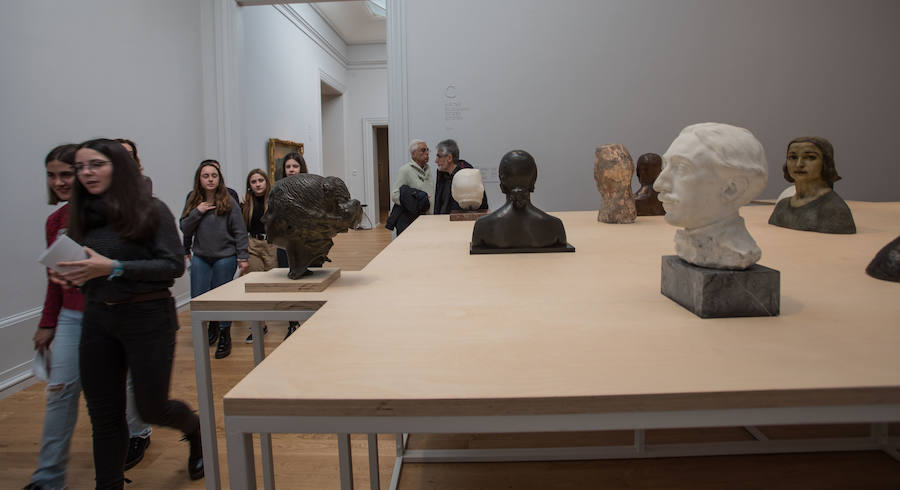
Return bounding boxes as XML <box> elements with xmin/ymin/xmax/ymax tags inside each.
<box><xmin>0</xmin><ymin>368</ymin><xmax>39</xmax><ymax>399</ymax></box>
<box><xmin>0</xmin><ymin>290</ymin><xmax>193</xmax><ymax>398</ymax></box>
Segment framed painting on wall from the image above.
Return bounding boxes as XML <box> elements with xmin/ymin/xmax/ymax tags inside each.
<box><xmin>267</xmin><ymin>138</ymin><xmax>304</xmax><ymax>183</ymax></box>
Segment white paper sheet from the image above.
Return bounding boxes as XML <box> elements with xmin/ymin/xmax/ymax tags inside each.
<box><xmin>37</xmin><ymin>234</ymin><xmax>88</xmax><ymax>273</ymax></box>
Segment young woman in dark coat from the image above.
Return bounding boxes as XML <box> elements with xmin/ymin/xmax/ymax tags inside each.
<box><xmin>52</xmin><ymin>138</ymin><xmax>203</xmax><ymax>488</ymax></box>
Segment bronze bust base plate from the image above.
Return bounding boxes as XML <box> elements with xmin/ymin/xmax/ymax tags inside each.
<box><xmin>470</xmin><ymin>243</ymin><xmax>576</xmax><ymax>255</ymax></box>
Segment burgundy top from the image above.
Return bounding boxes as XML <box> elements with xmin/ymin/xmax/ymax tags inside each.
<box><xmin>39</xmin><ymin>204</ymin><xmax>85</xmax><ymax>327</ymax></box>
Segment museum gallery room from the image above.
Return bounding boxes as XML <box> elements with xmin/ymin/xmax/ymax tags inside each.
<box><xmin>2</xmin><ymin>0</ymin><xmax>899</xmax><ymax>489</ymax></box>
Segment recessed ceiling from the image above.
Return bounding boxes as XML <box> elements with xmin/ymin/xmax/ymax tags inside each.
<box><xmin>312</xmin><ymin>1</ymin><xmax>386</xmax><ymax>45</ymax></box>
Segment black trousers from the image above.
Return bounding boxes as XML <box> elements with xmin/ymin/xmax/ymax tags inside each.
<box><xmin>80</xmin><ymin>297</ymin><xmax>199</xmax><ymax>489</ymax></box>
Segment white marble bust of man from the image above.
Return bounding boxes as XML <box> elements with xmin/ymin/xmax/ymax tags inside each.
<box><xmin>451</xmin><ymin>168</ymin><xmax>486</xmax><ymax>210</ymax></box>
<box><xmin>653</xmin><ymin>123</ymin><xmax>768</xmax><ymax>270</ymax></box>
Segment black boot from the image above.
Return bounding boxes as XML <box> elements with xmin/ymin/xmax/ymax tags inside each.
<box><xmin>207</xmin><ymin>321</ymin><xmax>219</xmax><ymax>346</ymax></box>
<box><xmin>214</xmin><ymin>327</ymin><xmax>231</xmax><ymax>359</ymax></box>
<box><xmin>183</xmin><ymin>426</ymin><xmax>204</xmax><ymax>480</ymax></box>
<box><xmin>124</xmin><ymin>434</ymin><xmax>151</xmax><ymax>470</ymax></box>
<box><xmin>284</xmin><ymin>321</ymin><xmax>298</xmax><ymax>340</ymax></box>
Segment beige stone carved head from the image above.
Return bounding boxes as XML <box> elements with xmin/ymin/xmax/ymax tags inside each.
<box><xmin>593</xmin><ymin>144</ymin><xmax>637</xmax><ymax>223</ymax></box>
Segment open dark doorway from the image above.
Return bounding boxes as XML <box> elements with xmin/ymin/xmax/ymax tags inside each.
<box><xmin>374</xmin><ymin>125</ymin><xmax>390</xmax><ymax>224</ymax></box>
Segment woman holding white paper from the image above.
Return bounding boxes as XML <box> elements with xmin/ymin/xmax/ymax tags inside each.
<box><xmin>51</xmin><ymin>139</ymin><xmax>203</xmax><ymax>488</ymax></box>
<box><xmin>26</xmin><ymin>144</ymin><xmax>85</xmax><ymax>490</ymax></box>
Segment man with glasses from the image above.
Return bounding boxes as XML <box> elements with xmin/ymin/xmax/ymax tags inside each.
<box><xmin>433</xmin><ymin>139</ymin><xmax>487</xmax><ymax>214</ymax></box>
<box><xmin>386</xmin><ymin>140</ymin><xmax>435</xmax><ymax>234</ymax></box>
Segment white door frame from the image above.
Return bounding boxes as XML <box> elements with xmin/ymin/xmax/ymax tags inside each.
<box><xmin>362</xmin><ymin>116</ymin><xmax>389</xmax><ymax>226</ymax></box>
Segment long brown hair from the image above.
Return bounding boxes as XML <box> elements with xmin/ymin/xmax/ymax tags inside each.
<box><xmin>182</xmin><ymin>160</ymin><xmax>233</xmax><ymax>217</ymax></box>
<box><xmin>242</xmin><ymin>168</ymin><xmax>270</xmax><ymax>226</ymax></box>
<box><xmin>68</xmin><ymin>138</ymin><xmax>158</xmax><ymax>242</ymax></box>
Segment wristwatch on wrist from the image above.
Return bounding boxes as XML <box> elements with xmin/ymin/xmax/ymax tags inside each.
<box><xmin>107</xmin><ymin>260</ymin><xmax>124</xmax><ymax>280</ymax></box>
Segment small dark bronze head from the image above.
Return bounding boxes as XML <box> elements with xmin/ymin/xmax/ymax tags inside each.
<box><xmin>636</xmin><ymin>153</ymin><xmax>663</xmax><ymax>186</ymax></box>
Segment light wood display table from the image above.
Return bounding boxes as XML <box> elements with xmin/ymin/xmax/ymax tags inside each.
<box><xmin>189</xmin><ymin>270</ymin><xmax>367</xmax><ymax>490</ymax></box>
<box><xmin>223</xmin><ymin>202</ymin><xmax>900</xmax><ymax>490</ymax></box>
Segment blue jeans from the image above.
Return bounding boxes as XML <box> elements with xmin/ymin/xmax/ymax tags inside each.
<box><xmin>30</xmin><ymin>309</ymin><xmax>152</xmax><ymax>489</ymax></box>
<box><xmin>126</xmin><ymin>374</ymin><xmax>152</xmax><ymax>439</ymax></box>
<box><xmin>31</xmin><ymin>308</ymin><xmax>82</xmax><ymax>490</ymax></box>
<box><xmin>190</xmin><ymin>255</ymin><xmax>237</xmax><ymax>329</ymax></box>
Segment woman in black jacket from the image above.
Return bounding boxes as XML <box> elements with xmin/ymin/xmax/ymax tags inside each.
<box><xmin>53</xmin><ymin>139</ymin><xmax>203</xmax><ymax>488</ymax></box>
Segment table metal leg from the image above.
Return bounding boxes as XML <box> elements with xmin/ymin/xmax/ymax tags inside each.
<box><xmin>227</xmin><ymin>428</ymin><xmax>257</xmax><ymax>490</ymax></box>
<box><xmin>388</xmin><ymin>433</ymin><xmax>407</xmax><ymax>490</ymax></box>
<box><xmin>250</xmin><ymin>320</ymin><xmax>266</xmax><ymax>363</ymax></box>
<box><xmin>191</xmin><ymin>318</ymin><xmax>220</xmax><ymax>490</ymax></box>
<box><xmin>338</xmin><ymin>433</ymin><xmax>354</xmax><ymax>490</ymax></box>
<box><xmin>250</xmin><ymin>320</ymin><xmax>275</xmax><ymax>490</ymax></box>
<box><xmin>367</xmin><ymin>433</ymin><xmax>380</xmax><ymax>490</ymax></box>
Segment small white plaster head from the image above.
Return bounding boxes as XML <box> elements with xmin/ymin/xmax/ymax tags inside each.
<box><xmin>451</xmin><ymin>168</ymin><xmax>485</xmax><ymax>210</ymax></box>
<box><xmin>654</xmin><ymin>123</ymin><xmax>767</xmax><ymax>230</ymax></box>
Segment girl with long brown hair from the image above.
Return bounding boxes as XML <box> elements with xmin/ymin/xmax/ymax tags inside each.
<box><xmin>241</xmin><ymin>168</ymin><xmax>277</xmax><ymax>342</ymax></box>
<box><xmin>180</xmin><ymin>160</ymin><xmax>249</xmax><ymax>358</ymax></box>
<box><xmin>276</xmin><ymin>152</ymin><xmax>307</xmax><ymax>338</ymax></box>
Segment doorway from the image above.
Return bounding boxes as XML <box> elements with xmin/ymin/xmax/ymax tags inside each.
<box><xmin>374</xmin><ymin>125</ymin><xmax>390</xmax><ymax>224</ymax></box>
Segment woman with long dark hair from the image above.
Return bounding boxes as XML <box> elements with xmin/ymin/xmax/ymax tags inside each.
<box><xmin>52</xmin><ymin>138</ymin><xmax>202</xmax><ymax>488</ymax></box>
<box><xmin>277</xmin><ymin>152</ymin><xmax>307</xmax><ymax>338</ymax></box>
<box><xmin>241</xmin><ymin>168</ymin><xmax>276</xmax><ymax>343</ymax></box>
<box><xmin>180</xmin><ymin>160</ymin><xmax>249</xmax><ymax>358</ymax></box>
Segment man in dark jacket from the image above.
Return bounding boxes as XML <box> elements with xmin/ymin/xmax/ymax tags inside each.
<box><xmin>433</xmin><ymin>139</ymin><xmax>488</xmax><ymax>214</ymax></box>
<box><xmin>385</xmin><ymin>185</ymin><xmax>429</xmax><ymax>235</ymax></box>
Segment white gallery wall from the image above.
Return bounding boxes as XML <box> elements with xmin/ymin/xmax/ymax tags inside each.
<box><xmin>241</xmin><ymin>5</ymin><xmax>387</xmax><ymax>225</ymax></box>
<box><xmin>0</xmin><ymin>0</ymin><xmax>206</xmax><ymax>389</ymax></box>
<box><xmin>0</xmin><ymin>2</ymin><xmax>387</xmax><ymax>389</ymax></box>
<box><xmin>344</xmin><ymin>53</ymin><xmax>389</xmax><ymax>223</ymax></box>
<box><xmin>397</xmin><ymin>0</ymin><xmax>900</xmax><ymax>211</ymax></box>
<box><xmin>241</xmin><ymin>5</ymin><xmax>345</xmax><ymax>179</ymax></box>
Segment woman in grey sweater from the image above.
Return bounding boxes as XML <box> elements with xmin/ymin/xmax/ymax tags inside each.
<box><xmin>180</xmin><ymin>160</ymin><xmax>249</xmax><ymax>358</ymax></box>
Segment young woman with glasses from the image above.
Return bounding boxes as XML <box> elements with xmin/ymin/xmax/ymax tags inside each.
<box><xmin>50</xmin><ymin>138</ymin><xmax>203</xmax><ymax>488</ymax></box>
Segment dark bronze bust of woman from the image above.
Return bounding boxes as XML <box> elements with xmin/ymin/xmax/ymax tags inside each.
<box><xmin>768</xmin><ymin>136</ymin><xmax>855</xmax><ymax>234</ymax></box>
<box><xmin>470</xmin><ymin>150</ymin><xmax>571</xmax><ymax>253</ymax></box>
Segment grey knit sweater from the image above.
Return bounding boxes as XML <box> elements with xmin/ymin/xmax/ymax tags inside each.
<box><xmin>179</xmin><ymin>196</ymin><xmax>249</xmax><ymax>260</ymax></box>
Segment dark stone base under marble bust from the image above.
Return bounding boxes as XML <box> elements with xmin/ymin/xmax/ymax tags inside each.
<box><xmin>450</xmin><ymin>209</ymin><xmax>490</xmax><ymax>221</ymax></box>
<box><xmin>660</xmin><ymin>255</ymin><xmax>780</xmax><ymax>318</ymax></box>
<box><xmin>470</xmin><ymin>243</ymin><xmax>576</xmax><ymax>255</ymax></box>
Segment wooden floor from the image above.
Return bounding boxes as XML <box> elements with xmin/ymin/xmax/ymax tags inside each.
<box><xmin>3</xmin><ymin>225</ymin><xmax>899</xmax><ymax>489</ymax></box>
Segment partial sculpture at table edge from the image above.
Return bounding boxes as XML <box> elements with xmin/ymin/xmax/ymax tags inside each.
<box><xmin>866</xmin><ymin>235</ymin><xmax>900</xmax><ymax>282</ymax></box>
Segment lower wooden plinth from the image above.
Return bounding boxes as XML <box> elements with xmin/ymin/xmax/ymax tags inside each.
<box><xmin>244</xmin><ymin>267</ymin><xmax>341</xmax><ymax>292</ymax></box>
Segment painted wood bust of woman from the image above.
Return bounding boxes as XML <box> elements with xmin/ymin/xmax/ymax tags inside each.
<box><xmin>768</xmin><ymin>136</ymin><xmax>856</xmax><ymax>234</ymax></box>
